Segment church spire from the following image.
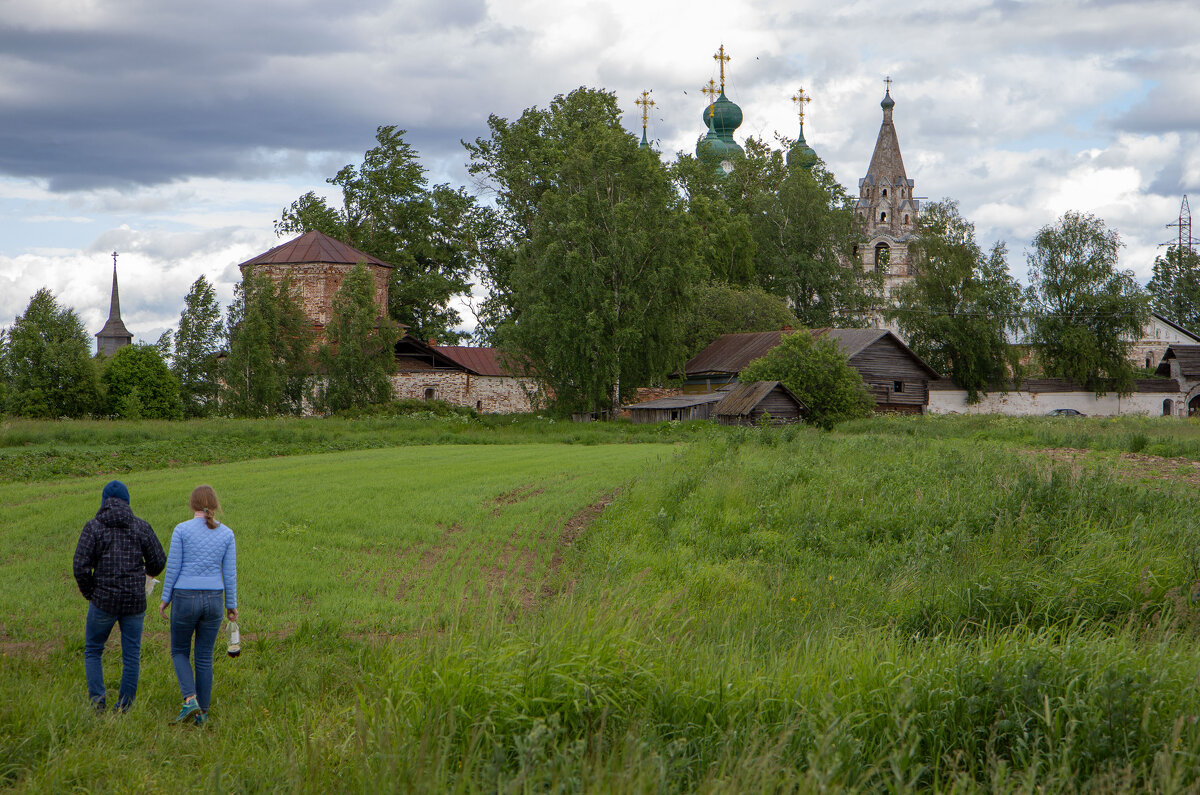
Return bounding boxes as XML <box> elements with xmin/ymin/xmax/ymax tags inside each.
<box><xmin>856</xmin><ymin>78</ymin><xmax>919</xmax><ymax>285</ymax></box>
<box><xmin>867</xmin><ymin>77</ymin><xmax>906</xmax><ymax>184</ymax></box>
<box><xmin>636</xmin><ymin>89</ymin><xmax>655</xmax><ymax>149</ymax></box>
<box><xmin>95</xmin><ymin>250</ymin><xmax>133</xmax><ymax>356</ymax></box>
<box><xmin>787</xmin><ymin>87</ymin><xmax>818</xmax><ymax>171</ymax></box>
<box><xmin>107</xmin><ymin>251</ymin><xmax>122</xmax><ymax>321</ymax></box>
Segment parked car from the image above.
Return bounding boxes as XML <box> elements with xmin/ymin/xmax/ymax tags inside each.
<box><xmin>1046</xmin><ymin>408</ymin><xmax>1086</xmax><ymax>417</ymax></box>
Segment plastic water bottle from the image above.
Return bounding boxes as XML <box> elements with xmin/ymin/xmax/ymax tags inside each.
<box><xmin>227</xmin><ymin>621</ymin><xmax>241</xmax><ymax>658</ymax></box>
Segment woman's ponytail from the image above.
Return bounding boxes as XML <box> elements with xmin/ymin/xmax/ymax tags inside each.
<box><xmin>189</xmin><ymin>485</ymin><xmax>222</xmax><ymax>530</ymax></box>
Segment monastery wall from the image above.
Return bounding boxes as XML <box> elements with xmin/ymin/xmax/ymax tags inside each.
<box><xmin>928</xmin><ymin>388</ymin><xmax>1181</xmax><ymax>418</ymax></box>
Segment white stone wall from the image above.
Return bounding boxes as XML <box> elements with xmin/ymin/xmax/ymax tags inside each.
<box><xmin>391</xmin><ymin>371</ymin><xmax>539</xmax><ymax>414</ymax></box>
<box><xmin>928</xmin><ymin>388</ymin><xmax>1182</xmax><ymax>417</ymax></box>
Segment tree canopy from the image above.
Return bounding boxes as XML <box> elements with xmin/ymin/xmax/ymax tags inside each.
<box><xmin>670</xmin><ymin>137</ymin><xmax>876</xmax><ymax>327</ymax></box>
<box><xmin>678</xmin><ymin>283</ymin><xmax>797</xmax><ymax>359</ymax></box>
<box><xmin>220</xmin><ymin>269</ymin><xmax>314</xmax><ymax>416</ymax></box>
<box><xmin>888</xmin><ymin>200</ymin><xmax>1024</xmax><ymax>402</ymax></box>
<box><xmin>102</xmin><ymin>343</ymin><xmax>182</xmax><ymax>420</ymax></box>
<box><xmin>739</xmin><ymin>331</ymin><xmax>874</xmax><ymax>429</ymax></box>
<box><xmin>471</xmin><ymin>87</ymin><xmax>701</xmax><ymax>415</ymax></box>
<box><xmin>316</xmin><ymin>262</ymin><xmax>401</xmax><ymax>413</ymax></box>
<box><xmin>279</xmin><ymin>126</ymin><xmax>494</xmax><ymax>343</ymax></box>
<box><xmin>4</xmin><ymin>288</ymin><xmax>102</xmax><ymax>418</ymax></box>
<box><xmin>1148</xmin><ymin>244</ymin><xmax>1200</xmax><ymax>332</ymax></box>
<box><xmin>1026</xmin><ymin>211</ymin><xmax>1149</xmax><ymax>394</ymax></box>
<box><xmin>170</xmin><ymin>275</ymin><xmax>224</xmax><ymax>417</ymax></box>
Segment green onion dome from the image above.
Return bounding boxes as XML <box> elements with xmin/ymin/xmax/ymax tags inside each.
<box><xmin>786</xmin><ymin>123</ymin><xmax>818</xmax><ymax>171</ymax></box>
<box><xmin>704</xmin><ymin>91</ymin><xmax>743</xmax><ymax>139</ymax></box>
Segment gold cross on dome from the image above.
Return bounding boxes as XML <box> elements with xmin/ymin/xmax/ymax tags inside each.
<box><xmin>713</xmin><ymin>45</ymin><xmax>730</xmax><ymax>91</ymax></box>
<box><xmin>884</xmin><ymin>75</ymin><xmax>893</xmax><ymax>92</ymax></box>
<box><xmin>791</xmin><ymin>87</ymin><xmax>811</xmax><ymax>124</ymax></box>
<box><xmin>636</xmin><ymin>90</ymin><xmax>656</xmax><ymax>131</ymax></box>
<box><xmin>701</xmin><ymin>79</ymin><xmax>719</xmax><ymax>119</ymax></box>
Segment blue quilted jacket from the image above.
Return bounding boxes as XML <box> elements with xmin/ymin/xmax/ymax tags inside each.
<box><xmin>161</xmin><ymin>517</ymin><xmax>237</xmax><ymax>609</ymax></box>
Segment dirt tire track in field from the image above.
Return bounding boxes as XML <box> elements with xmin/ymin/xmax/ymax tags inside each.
<box><xmin>1025</xmin><ymin>448</ymin><xmax>1200</xmax><ymax>486</ymax></box>
<box><xmin>489</xmin><ymin>485</ymin><xmax>545</xmax><ymax>515</ymax></box>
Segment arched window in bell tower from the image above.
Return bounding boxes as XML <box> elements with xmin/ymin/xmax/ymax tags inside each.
<box><xmin>874</xmin><ymin>243</ymin><xmax>891</xmax><ymax>272</ymax></box>
<box><xmin>880</xmin><ymin>212</ymin><xmax>887</xmax><ymax>223</ymax></box>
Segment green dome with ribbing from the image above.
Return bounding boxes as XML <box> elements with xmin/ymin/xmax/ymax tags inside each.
<box><xmin>701</xmin><ymin>91</ymin><xmax>743</xmax><ymax>139</ymax></box>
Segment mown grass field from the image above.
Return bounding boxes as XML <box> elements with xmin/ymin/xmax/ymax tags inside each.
<box><xmin>6</xmin><ymin>415</ymin><xmax>1200</xmax><ymax>791</ymax></box>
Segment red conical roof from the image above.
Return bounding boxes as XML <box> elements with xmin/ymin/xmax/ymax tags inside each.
<box><xmin>237</xmin><ymin>230</ymin><xmax>392</xmax><ymax>269</ymax></box>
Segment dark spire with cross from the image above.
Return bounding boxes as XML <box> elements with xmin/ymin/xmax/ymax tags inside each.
<box><xmin>95</xmin><ymin>250</ymin><xmax>133</xmax><ymax>356</ymax></box>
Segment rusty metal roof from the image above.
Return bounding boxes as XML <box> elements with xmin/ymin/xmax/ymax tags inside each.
<box><xmin>434</xmin><ymin>346</ymin><xmax>516</xmax><ymax>377</ymax></box>
<box><xmin>237</xmin><ymin>230</ymin><xmax>392</xmax><ymax>269</ymax></box>
<box><xmin>683</xmin><ymin>328</ymin><xmax>939</xmax><ymax>378</ymax></box>
<box><xmin>683</xmin><ymin>330</ymin><xmax>786</xmax><ymax>375</ymax></box>
<box><xmin>712</xmin><ymin>381</ymin><xmax>806</xmax><ymax>417</ymax></box>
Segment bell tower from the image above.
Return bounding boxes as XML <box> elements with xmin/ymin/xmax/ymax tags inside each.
<box><xmin>856</xmin><ymin>78</ymin><xmax>919</xmax><ymax>291</ymax></box>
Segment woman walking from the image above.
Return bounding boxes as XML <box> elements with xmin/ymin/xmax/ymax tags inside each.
<box><xmin>160</xmin><ymin>485</ymin><xmax>237</xmax><ymax>725</ymax></box>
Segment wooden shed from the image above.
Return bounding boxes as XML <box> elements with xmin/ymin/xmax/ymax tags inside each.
<box><xmin>681</xmin><ymin>327</ymin><xmax>940</xmax><ymax>413</ymax></box>
<box><xmin>712</xmin><ymin>381</ymin><xmax>806</xmax><ymax>426</ymax></box>
<box><xmin>625</xmin><ymin>392</ymin><xmax>726</xmax><ymax>424</ymax></box>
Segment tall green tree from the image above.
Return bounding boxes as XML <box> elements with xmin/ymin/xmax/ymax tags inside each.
<box><xmin>279</xmin><ymin>126</ymin><xmax>495</xmax><ymax>343</ymax></box>
<box><xmin>470</xmin><ymin>87</ymin><xmax>701</xmax><ymax>415</ymax></box>
<box><xmin>739</xmin><ymin>331</ymin><xmax>874</xmax><ymax>429</ymax></box>
<box><xmin>221</xmin><ymin>270</ymin><xmax>314</xmax><ymax>416</ymax></box>
<box><xmin>0</xmin><ymin>328</ymin><xmax>11</xmax><ymax>414</ymax></box>
<box><xmin>679</xmin><ymin>283</ymin><xmax>797</xmax><ymax>359</ymax></box>
<box><xmin>5</xmin><ymin>288</ymin><xmax>102</xmax><ymax>417</ymax></box>
<box><xmin>1147</xmin><ymin>244</ymin><xmax>1200</xmax><ymax>331</ymax></box>
<box><xmin>888</xmin><ymin>200</ymin><xmax>1024</xmax><ymax>402</ymax></box>
<box><xmin>171</xmin><ymin>275</ymin><xmax>224</xmax><ymax>417</ymax></box>
<box><xmin>102</xmin><ymin>344</ymin><xmax>182</xmax><ymax>419</ymax></box>
<box><xmin>1027</xmin><ymin>211</ymin><xmax>1150</xmax><ymax>394</ymax></box>
<box><xmin>315</xmin><ymin>262</ymin><xmax>401</xmax><ymax>413</ymax></box>
<box><xmin>670</xmin><ymin>136</ymin><xmax>874</xmax><ymax>326</ymax></box>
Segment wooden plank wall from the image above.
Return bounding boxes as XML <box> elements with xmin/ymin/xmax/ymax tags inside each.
<box><xmin>852</xmin><ymin>338</ymin><xmax>930</xmax><ymax>407</ymax></box>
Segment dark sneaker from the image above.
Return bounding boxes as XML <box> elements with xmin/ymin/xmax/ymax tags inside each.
<box><xmin>194</xmin><ymin>711</ymin><xmax>208</xmax><ymax>727</ymax></box>
<box><xmin>176</xmin><ymin>698</ymin><xmax>201</xmax><ymax>723</ymax></box>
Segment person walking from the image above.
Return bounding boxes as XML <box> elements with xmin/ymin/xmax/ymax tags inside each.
<box><xmin>73</xmin><ymin>480</ymin><xmax>167</xmax><ymax>713</ymax></box>
<box><xmin>160</xmin><ymin>485</ymin><xmax>238</xmax><ymax>726</ymax></box>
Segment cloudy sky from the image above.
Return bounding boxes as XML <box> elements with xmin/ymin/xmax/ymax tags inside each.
<box><xmin>2</xmin><ymin>0</ymin><xmax>1199</xmax><ymax>343</ymax></box>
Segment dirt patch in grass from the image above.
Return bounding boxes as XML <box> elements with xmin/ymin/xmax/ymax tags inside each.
<box><xmin>1029</xmin><ymin>448</ymin><xmax>1200</xmax><ymax>486</ymax></box>
<box><xmin>490</xmin><ymin>485</ymin><xmax>545</xmax><ymax>515</ymax></box>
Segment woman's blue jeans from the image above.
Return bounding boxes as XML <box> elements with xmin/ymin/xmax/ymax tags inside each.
<box><xmin>169</xmin><ymin>589</ymin><xmax>224</xmax><ymax>711</ymax></box>
<box><xmin>84</xmin><ymin>604</ymin><xmax>145</xmax><ymax>710</ymax></box>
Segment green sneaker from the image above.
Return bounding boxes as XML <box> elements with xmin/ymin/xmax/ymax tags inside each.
<box><xmin>176</xmin><ymin>698</ymin><xmax>201</xmax><ymax>723</ymax></box>
<box><xmin>194</xmin><ymin>711</ymin><xmax>208</xmax><ymax>727</ymax></box>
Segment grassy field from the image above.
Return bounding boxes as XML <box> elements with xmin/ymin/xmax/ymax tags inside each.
<box><xmin>5</xmin><ymin>416</ymin><xmax>1200</xmax><ymax>791</ymax></box>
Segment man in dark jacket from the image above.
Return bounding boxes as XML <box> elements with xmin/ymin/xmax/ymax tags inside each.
<box><xmin>73</xmin><ymin>480</ymin><xmax>166</xmax><ymax>712</ymax></box>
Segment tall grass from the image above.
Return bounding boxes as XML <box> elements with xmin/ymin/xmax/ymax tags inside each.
<box><xmin>7</xmin><ymin>417</ymin><xmax>1200</xmax><ymax>790</ymax></box>
<box><xmin>0</xmin><ymin>414</ymin><xmax>706</xmax><ymax>483</ymax></box>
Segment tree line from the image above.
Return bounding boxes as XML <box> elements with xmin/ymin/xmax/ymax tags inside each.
<box><xmin>4</xmin><ymin>84</ymin><xmax>1196</xmax><ymax>418</ymax></box>
<box><xmin>0</xmin><ymin>263</ymin><xmax>397</xmax><ymax>419</ymax></box>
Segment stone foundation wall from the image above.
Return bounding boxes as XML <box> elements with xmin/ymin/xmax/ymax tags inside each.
<box><xmin>391</xmin><ymin>371</ymin><xmax>539</xmax><ymax>414</ymax></box>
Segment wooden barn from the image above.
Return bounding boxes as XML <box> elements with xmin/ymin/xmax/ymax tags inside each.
<box><xmin>625</xmin><ymin>391</ymin><xmax>726</xmax><ymax>424</ymax></box>
<box><xmin>712</xmin><ymin>381</ymin><xmax>806</xmax><ymax>426</ymax></box>
<box><xmin>681</xmin><ymin>328</ymin><xmax>940</xmax><ymax>413</ymax></box>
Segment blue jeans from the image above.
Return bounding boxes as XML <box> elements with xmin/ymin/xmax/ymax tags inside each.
<box><xmin>169</xmin><ymin>589</ymin><xmax>224</xmax><ymax>711</ymax></box>
<box><xmin>84</xmin><ymin>604</ymin><xmax>145</xmax><ymax>710</ymax></box>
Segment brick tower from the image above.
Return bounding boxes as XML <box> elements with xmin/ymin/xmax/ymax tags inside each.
<box><xmin>855</xmin><ymin>81</ymin><xmax>919</xmax><ymax>295</ymax></box>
